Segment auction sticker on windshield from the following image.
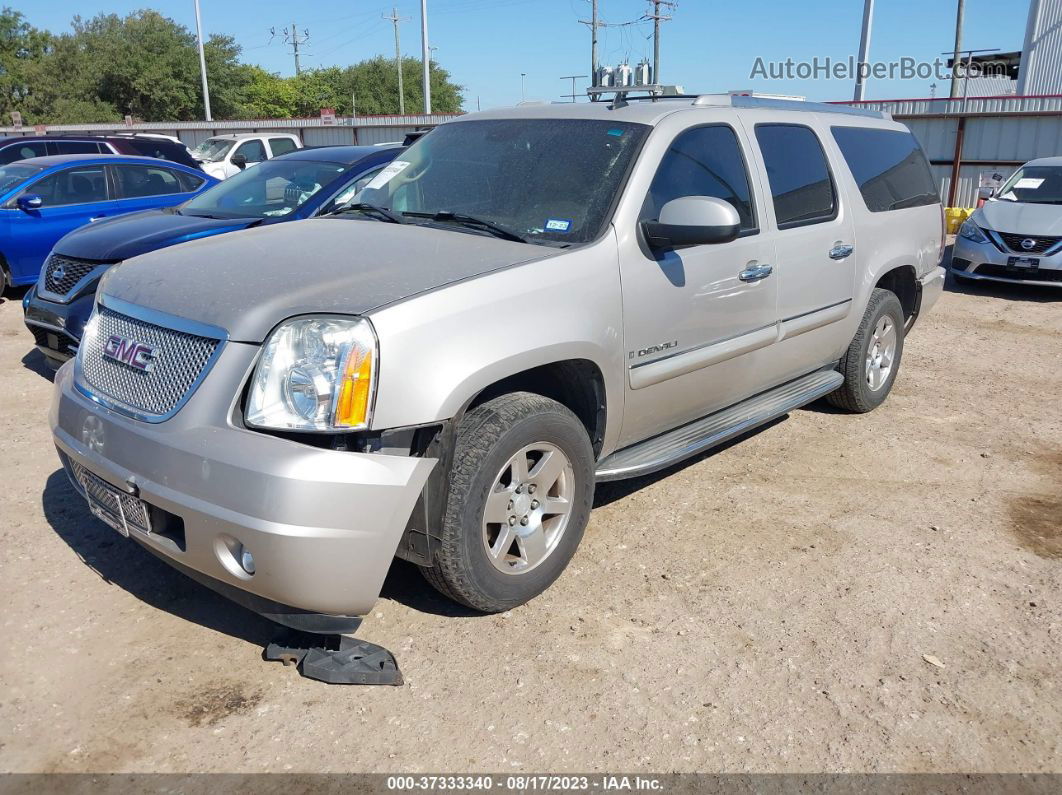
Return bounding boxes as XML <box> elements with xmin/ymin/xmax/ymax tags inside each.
<box><xmin>365</xmin><ymin>160</ymin><xmax>411</xmax><ymax>191</ymax></box>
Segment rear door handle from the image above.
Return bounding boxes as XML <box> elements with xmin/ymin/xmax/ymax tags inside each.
<box><xmin>829</xmin><ymin>244</ymin><xmax>855</xmax><ymax>260</ymax></box>
<box><xmin>738</xmin><ymin>264</ymin><xmax>773</xmax><ymax>282</ymax></box>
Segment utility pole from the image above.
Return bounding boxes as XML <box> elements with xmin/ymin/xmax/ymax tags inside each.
<box><xmin>950</xmin><ymin>0</ymin><xmax>965</xmax><ymax>98</ymax></box>
<box><xmin>645</xmin><ymin>0</ymin><xmax>675</xmax><ymax>85</ymax></box>
<box><xmin>521</xmin><ymin>73</ymin><xmax>527</xmax><ymax>102</ymax></box>
<box><xmin>384</xmin><ymin>8</ymin><xmax>409</xmax><ymax>114</ymax></box>
<box><xmin>193</xmin><ymin>0</ymin><xmax>212</xmax><ymax>121</ymax></box>
<box><xmin>560</xmin><ymin>74</ymin><xmax>589</xmax><ymax>102</ymax></box>
<box><xmin>420</xmin><ymin>0</ymin><xmax>431</xmax><ymax>114</ymax></box>
<box><xmin>578</xmin><ymin>1</ymin><xmax>602</xmax><ymax>82</ymax></box>
<box><xmin>853</xmin><ymin>0</ymin><xmax>874</xmax><ymax>101</ymax></box>
<box><xmin>274</xmin><ymin>23</ymin><xmax>309</xmax><ymax>76</ymax></box>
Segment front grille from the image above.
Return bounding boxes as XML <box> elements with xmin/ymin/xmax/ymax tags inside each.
<box><xmin>42</xmin><ymin>254</ymin><xmax>104</xmax><ymax>299</ymax></box>
<box><xmin>67</xmin><ymin>459</ymin><xmax>152</xmax><ymax>535</ymax></box>
<box><xmin>997</xmin><ymin>232</ymin><xmax>1061</xmax><ymax>254</ymax></box>
<box><xmin>79</xmin><ymin>306</ymin><xmax>221</xmax><ymax>418</ymax></box>
<box><xmin>974</xmin><ymin>264</ymin><xmax>1062</xmax><ymax>283</ymax></box>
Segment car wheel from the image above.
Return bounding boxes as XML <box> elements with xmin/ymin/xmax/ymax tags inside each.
<box><xmin>826</xmin><ymin>287</ymin><xmax>905</xmax><ymax>413</ymax></box>
<box><xmin>420</xmin><ymin>391</ymin><xmax>595</xmax><ymax>613</ymax></box>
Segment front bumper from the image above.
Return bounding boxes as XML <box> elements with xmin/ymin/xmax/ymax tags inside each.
<box><xmin>951</xmin><ymin>233</ymin><xmax>1062</xmax><ymax>288</ymax></box>
<box><xmin>50</xmin><ymin>358</ymin><xmax>436</xmax><ymax>632</ymax></box>
<box><xmin>23</xmin><ymin>285</ymin><xmax>95</xmax><ymax>365</ymax></box>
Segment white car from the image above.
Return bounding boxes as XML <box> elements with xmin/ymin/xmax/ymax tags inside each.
<box><xmin>952</xmin><ymin>156</ymin><xmax>1062</xmax><ymax>288</ymax></box>
<box><xmin>190</xmin><ymin>133</ymin><xmax>303</xmax><ymax>180</ymax></box>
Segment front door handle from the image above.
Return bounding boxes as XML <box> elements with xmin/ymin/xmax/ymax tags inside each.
<box><xmin>829</xmin><ymin>244</ymin><xmax>855</xmax><ymax>260</ymax></box>
<box><xmin>738</xmin><ymin>264</ymin><xmax>773</xmax><ymax>282</ymax></box>
<box><xmin>90</xmin><ymin>215</ymin><xmax>107</xmax><ymax>222</ymax></box>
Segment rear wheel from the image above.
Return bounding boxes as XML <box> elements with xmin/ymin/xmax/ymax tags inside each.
<box><xmin>420</xmin><ymin>392</ymin><xmax>595</xmax><ymax>613</ymax></box>
<box><xmin>826</xmin><ymin>288</ymin><xmax>905</xmax><ymax>413</ymax></box>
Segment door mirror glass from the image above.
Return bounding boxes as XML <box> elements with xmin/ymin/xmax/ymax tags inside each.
<box><xmin>231</xmin><ymin>153</ymin><xmax>247</xmax><ymax>170</ymax></box>
<box><xmin>17</xmin><ymin>194</ymin><xmax>43</xmax><ymax>212</ymax></box>
<box><xmin>642</xmin><ymin>196</ymin><xmax>741</xmax><ymax>249</ymax></box>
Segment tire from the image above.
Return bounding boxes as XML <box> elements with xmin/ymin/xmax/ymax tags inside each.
<box><xmin>826</xmin><ymin>287</ymin><xmax>905</xmax><ymax>413</ymax></box>
<box><xmin>420</xmin><ymin>391</ymin><xmax>595</xmax><ymax>613</ymax></box>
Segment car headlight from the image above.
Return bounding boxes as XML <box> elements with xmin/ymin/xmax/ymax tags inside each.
<box><xmin>245</xmin><ymin>316</ymin><xmax>377</xmax><ymax>432</ymax></box>
<box><xmin>958</xmin><ymin>220</ymin><xmax>988</xmax><ymax>243</ymax></box>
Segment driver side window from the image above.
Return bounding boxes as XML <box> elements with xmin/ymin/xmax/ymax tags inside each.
<box><xmin>235</xmin><ymin>140</ymin><xmax>267</xmax><ymax>163</ymax></box>
<box><xmin>643</xmin><ymin>125</ymin><xmax>757</xmax><ymax>234</ymax></box>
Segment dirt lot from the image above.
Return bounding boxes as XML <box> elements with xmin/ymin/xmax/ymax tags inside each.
<box><xmin>0</xmin><ymin>270</ymin><xmax>1060</xmax><ymax>774</ymax></box>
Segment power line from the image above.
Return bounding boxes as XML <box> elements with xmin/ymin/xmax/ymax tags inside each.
<box><xmin>643</xmin><ymin>0</ymin><xmax>675</xmax><ymax>85</ymax></box>
<box><xmin>270</xmin><ymin>22</ymin><xmax>310</xmax><ymax>75</ymax></box>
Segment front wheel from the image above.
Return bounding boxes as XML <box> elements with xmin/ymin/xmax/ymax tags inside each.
<box><xmin>826</xmin><ymin>288</ymin><xmax>905</xmax><ymax>413</ymax></box>
<box><xmin>420</xmin><ymin>392</ymin><xmax>595</xmax><ymax>613</ymax></box>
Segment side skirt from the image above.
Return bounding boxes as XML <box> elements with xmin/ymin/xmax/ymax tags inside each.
<box><xmin>595</xmin><ymin>369</ymin><xmax>843</xmax><ymax>482</ymax></box>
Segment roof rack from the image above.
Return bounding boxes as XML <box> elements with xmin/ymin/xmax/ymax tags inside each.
<box><xmin>587</xmin><ymin>86</ymin><xmax>890</xmax><ymax>119</ymax></box>
<box><xmin>693</xmin><ymin>93</ymin><xmax>891</xmax><ymax>119</ymax></box>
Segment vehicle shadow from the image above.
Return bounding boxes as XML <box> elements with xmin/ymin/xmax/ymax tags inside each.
<box><xmin>21</xmin><ymin>349</ymin><xmax>56</xmax><ymax>382</ymax></box>
<box><xmin>946</xmin><ymin>268</ymin><xmax>1061</xmax><ymax>302</ymax></box>
<box><xmin>593</xmin><ymin>415</ymin><xmax>788</xmax><ymax>508</ymax></box>
<box><xmin>41</xmin><ymin>469</ymin><xmax>285</xmax><ymax>647</ymax></box>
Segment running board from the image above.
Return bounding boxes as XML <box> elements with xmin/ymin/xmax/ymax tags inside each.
<box><xmin>595</xmin><ymin>369</ymin><xmax>843</xmax><ymax>482</ymax></box>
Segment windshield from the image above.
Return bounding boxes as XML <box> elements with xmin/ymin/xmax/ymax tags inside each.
<box><xmin>355</xmin><ymin>118</ymin><xmax>649</xmax><ymax>245</ymax></box>
<box><xmin>192</xmin><ymin>138</ymin><xmax>235</xmax><ymax>163</ymax></box>
<box><xmin>0</xmin><ymin>163</ymin><xmax>43</xmax><ymax>195</ymax></box>
<box><xmin>996</xmin><ymin>165</ymin><xmax>1062</xmax><ymax>204</ymax></box>
<box><xmin>181</xmin><ymin>158</ymin><xmax>348</xmax><ymax>218</ymax></box>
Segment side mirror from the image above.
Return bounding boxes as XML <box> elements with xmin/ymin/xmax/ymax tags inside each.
<box><xmin>17</xmin><ymin>194</ymin><xmax>43</xmax><ymax>212</ymax></box>
<box><xmin>642</xmin><ymin>196</ymin><xmax>741</xmax><ymax>250</ymax></box>
<box><xmin>231</xmin><ymin>153</ymin><xmax>247</xmax><ymax>170</ymax></box>
<box><xmin>977</xmin><ymin>186</ymin><xmax>996</xmax><ymax>200</ymax></box>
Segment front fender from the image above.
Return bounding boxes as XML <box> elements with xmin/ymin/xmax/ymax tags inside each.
<box><xmin>367</xmin><ymin>233</ymin><xmax>626</xmax><ymax>456</ymax></box>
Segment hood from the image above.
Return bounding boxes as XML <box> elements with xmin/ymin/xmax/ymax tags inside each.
<box><xmin>101</xmin><ymin>218</ymin><xmax>551</xmax><ymax>342</ymax></box>
<box><xmin>56</xmin><ymin>209</ymin><xmax>258</xmax><ymax>261</ymax></box>
<box><xmin>976</xmin><ymin>200</ymin><xmax>1062</xmax><ymax>236</ymax></box>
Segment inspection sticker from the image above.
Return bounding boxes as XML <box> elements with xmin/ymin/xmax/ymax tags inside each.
<box><xmin>545</xmin><ymin>218</ymin><xmax>573</xmax><ymax>233</ymax></box>
<box><xmin>364</xmin><ymin>160</ymin><xmax>411</xmax><ymax>191</ymax></box>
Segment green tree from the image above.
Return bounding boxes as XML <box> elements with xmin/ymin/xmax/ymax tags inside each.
<box><xmin>290</xmin><ymin>57</ymin><xmax>463</xmax><ymax>117</ymax></box>
<box><xmin>0</xmin><ymin>7</ymin><xmax>51</xmax><ymax>119</ymax></box>
<box><xmin>237</xmin><ymin>65</ymin><xmax>298</xmax><ymax>119</ymax></box>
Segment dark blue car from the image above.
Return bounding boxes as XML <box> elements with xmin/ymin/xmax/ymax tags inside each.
<box><xmin>23</xmin><ymin>145</ymin><xmax>402</xmax><ymax>366</ymax></box>
<box><xmin>1</xmin><ymin>154</ymin><xmax>216</xmax><ymax>290</ymax></box>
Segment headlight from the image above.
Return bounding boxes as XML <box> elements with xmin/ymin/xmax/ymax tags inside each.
<box><xmin>958</xmin><ymin>220</ymin><xmax>988</xmax><ymax>243</ymax></box>
<box><xmin>245</xmin><ymin>316</ymin><xmax>377</xmax><ymax>432</ymax></box>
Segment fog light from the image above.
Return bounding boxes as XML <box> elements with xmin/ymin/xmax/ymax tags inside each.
<box><xmin>239</xmin><ymin>547</ymin><xmax>256</xmax><ymax>575</ymax></box>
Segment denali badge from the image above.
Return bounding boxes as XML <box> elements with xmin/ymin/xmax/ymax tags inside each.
<box><xmin>103</xmin><ymin>334</ymin><xmax>159</xmax><ymax>372</ymax></box>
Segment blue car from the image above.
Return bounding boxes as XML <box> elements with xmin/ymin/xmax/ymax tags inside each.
<box><xmin>23</xmin><ymin>145</ymin><xmax>402</xmax><ymax>366</ymax></box>
<box><xmin>1</xmin><ymin>154</ymin><xmax>216</xmax><ymax>291</ymax></box>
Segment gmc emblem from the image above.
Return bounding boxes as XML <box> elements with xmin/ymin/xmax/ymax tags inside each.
<box><xmin>103</xmin><ymin>334</ymin><xmax>159</xmax><ymax>372</ymax></box>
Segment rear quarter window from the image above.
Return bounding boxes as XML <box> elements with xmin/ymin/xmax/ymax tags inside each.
<box><xmin>831</xmin><ymin>127</ymin><xmax>939</xmax><ymax>212</ymax></box>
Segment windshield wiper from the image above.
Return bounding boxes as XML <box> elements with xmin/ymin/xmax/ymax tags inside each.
<box><xmin>403</xmin><ymin>210</ymin><xmax>527</xmax><ymax>243</ymax></box>
<box><xmin>328</xmin><ymin>202</ymin><xmax>405</xmax><ymax>224</ymax></box>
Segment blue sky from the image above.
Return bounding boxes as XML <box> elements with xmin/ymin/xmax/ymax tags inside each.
<box><xmin>20</xmin><ymin>0</ymin><xmax>1030</xmax><ymax>111</ymax></box>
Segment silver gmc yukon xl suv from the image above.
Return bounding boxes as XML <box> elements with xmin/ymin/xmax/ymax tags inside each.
<box><xmin>51</xmin><ymin>95</ymin><xmax>945</xmax><ymax>635</ymax></box>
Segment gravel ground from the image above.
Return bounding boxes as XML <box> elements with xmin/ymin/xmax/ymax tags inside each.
<box><xmin>0</xmin><ymin>268</ymin><xmax>1059</xmax><ymax>774</ymax></box>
